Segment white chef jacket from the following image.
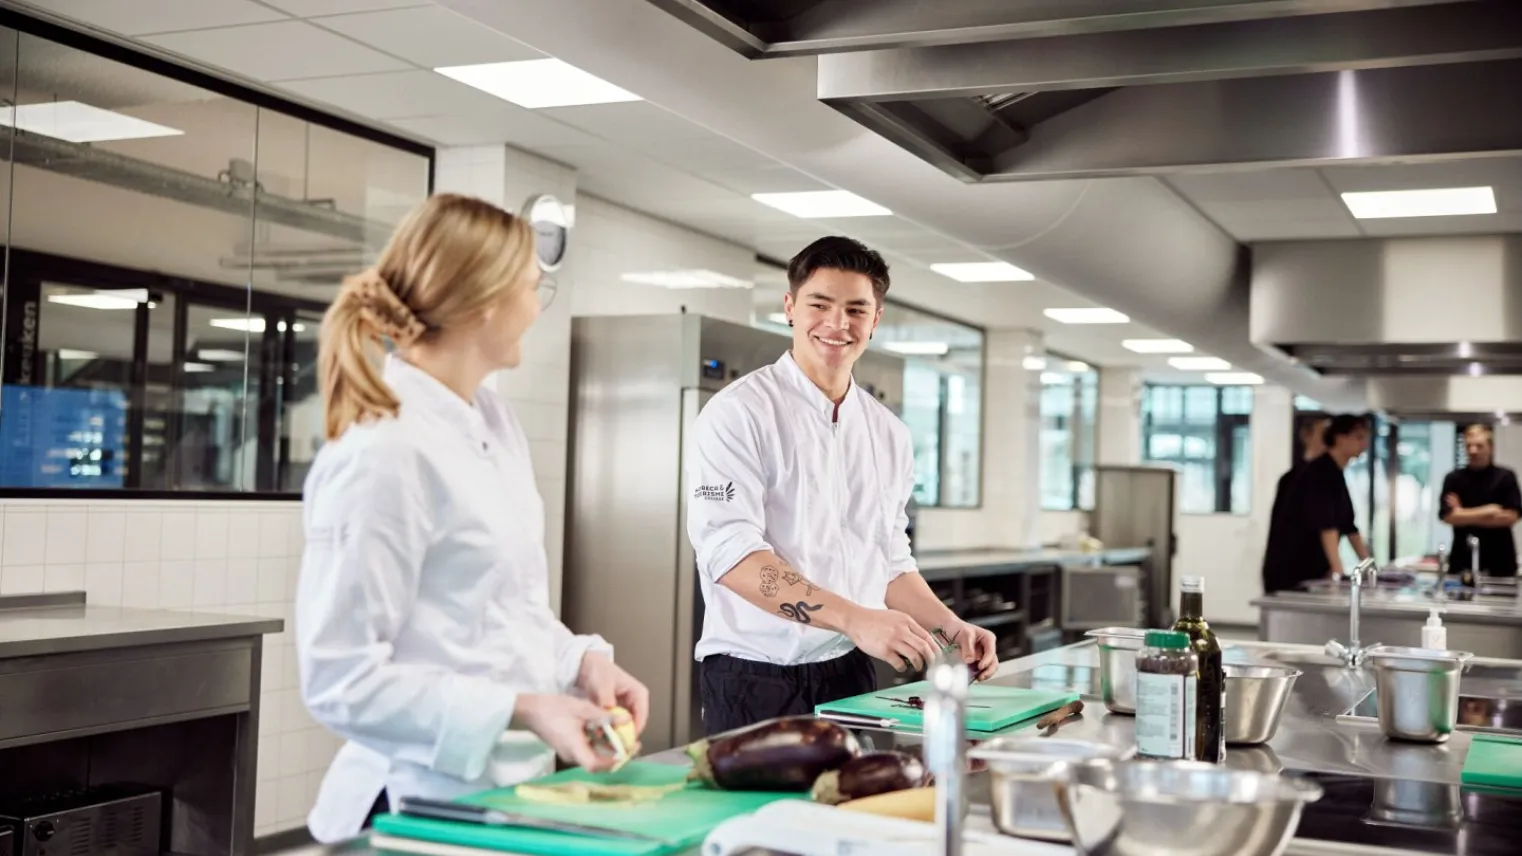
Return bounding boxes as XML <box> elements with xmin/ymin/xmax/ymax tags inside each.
<box><xmin>296</xmin><ymin>354</ymin><xmax>611</xmax><ymax>843</ymax></box>
<box><xmin>685</xmin><ymin>350</ymin><xmax>918</xmax><ymax>666</ymax></box>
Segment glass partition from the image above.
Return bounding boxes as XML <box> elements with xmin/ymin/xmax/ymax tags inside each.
<box><xmin>0</xmin><ymin>20</ymin><xmax>431</xmax><ymax>495</ymax></box>
<box><xmin>1040</xmin><ymin>357</ymin><xmax>1097</xmax><ymax>511</ymax></box>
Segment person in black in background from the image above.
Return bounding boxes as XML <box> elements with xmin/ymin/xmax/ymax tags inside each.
<box><xmin>1440</xmin><ymin>424</ymin><xmax>1521</xmax><ymax>578</ymax></box>
<box><xmin>1262</xmin><ymin>414</ymin><xmax>1372</xmax><ymax>593</ymax></box>
<box><xmin>1261</xmin><ymin>416</ymin><xmax>1331</xmax><ymax>592</ymax></box>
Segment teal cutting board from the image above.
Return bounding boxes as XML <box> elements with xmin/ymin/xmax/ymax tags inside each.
<box><xmin>1462</xmin><ymin>733</ymin><xmax>1522</xmax><ymax>791</ymax></box>
<box><xmin>371</xmin><ymin>762</ymin><xmax>802</xmax><ymax>856</ymax></box>
<box><xmin>815</xmin><ymin>681</ymin><xmax>1079</xmax><ymax>732</ymax></box>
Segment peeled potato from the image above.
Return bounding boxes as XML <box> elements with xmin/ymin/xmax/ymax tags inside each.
<box><xmin>515</xmin><ymin>781</ymin><xmax>684</xmax><ymax>806</ymax></box>
<box><xmin>838</xmin><ymin>786</ymin><xmax>937</xmax><ymax>822</ymax></box>
<box><xmin>607</xmin><ymin>706</ymin><xmax>639</xmax><ymax>753</ymax></box>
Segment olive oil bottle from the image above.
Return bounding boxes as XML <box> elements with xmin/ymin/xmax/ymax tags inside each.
<box><xmin>1173</xmin><ymin>576</ymin><xmax>1225</xmax><ymax>762</ymax></box>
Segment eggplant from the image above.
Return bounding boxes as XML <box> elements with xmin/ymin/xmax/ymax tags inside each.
<box><xmin>811</xmin><ymin>751</ymin><xmax>928</xmax><ymax>805</ymax></box>
<box><xmin>686</xmin><ymin>716</ymin><xmax>861</xmax><ymax>791</ymax></box>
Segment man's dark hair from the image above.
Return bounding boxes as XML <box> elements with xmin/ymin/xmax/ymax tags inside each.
<box><xmin>1323</xmin><ymin>413</ymin><xmax>1370</xmax><ymax>447</ymax></box>
<box><xmin>787</xmin><ymin>236</ymin><xmax>890</xmax><ymax>300</ymax></box>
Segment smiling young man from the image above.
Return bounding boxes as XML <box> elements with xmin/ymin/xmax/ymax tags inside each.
<box><xmin>685</xmin><ymin>236</ymin><xmax>998</xmax><ymax>736</ymax></box>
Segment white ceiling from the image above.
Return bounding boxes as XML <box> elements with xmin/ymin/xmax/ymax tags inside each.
<box><xmin>15</xmin><ymin>0</ymin><xmax>1448</xmax><ymax>387</ymax></box>
<box><xmin>1167</xmin><ymin>157</ymin><xmax>1522</xmax><ymax>242</ymax></box>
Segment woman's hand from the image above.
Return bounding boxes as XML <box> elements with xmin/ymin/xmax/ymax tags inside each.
<box><xmin>577</xmin><ymin>652</ymin><xmax>650</xmax><ymax>735</ymax></box>
<box><xmin>510</xmin><ymin>693</ymin><xmax>622</xmax><ymax>771</ymax></box>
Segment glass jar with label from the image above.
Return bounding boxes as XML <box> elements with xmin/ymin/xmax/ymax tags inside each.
<box><xmin>1134</xmin><ymin>629</ymin><xmax>1199</xmax><ymax>761</ymax></box>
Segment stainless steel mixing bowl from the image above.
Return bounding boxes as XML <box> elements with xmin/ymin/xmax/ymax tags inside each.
<box><xmin>1225</xmin><ymin>664</ymin><xmax>1301</xmax><ymax>745</ymax></box>
<box><xmin>972</xmin><ymin>736</ymin><xmax>1132</xmax><ymax>842</ymax></box>
<box><xmin>1364</xmin><ymin>645</ymin><xmax>1473</xmax><ymax>743</ymax></box>
<box><xmin>1085</xmin><ymin>627</ymin><xmax>1147</xmax><ymax>714</ymax></box>
<box><xmin>1055</xmin><ymin>759</ymin><xmax>1324</xmax><ymax>856</ymax></box>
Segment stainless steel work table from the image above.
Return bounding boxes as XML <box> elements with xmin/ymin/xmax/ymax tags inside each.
<box><xmin>332</xmin><ymin>637</ymin><xmax>1522</xmax><ymax>856</ymax></box>
<box><xmin>0</xmin><ymin>591</ymin><xmax>283</xmax><ymax>856</ymax></box>
<box><xmin>1256</xmin><ymin>588</ymin><xmax>1522</xmax><ymax>659</ymax></box>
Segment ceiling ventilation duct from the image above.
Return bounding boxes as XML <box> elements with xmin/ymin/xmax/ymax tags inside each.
<box><xmin>7</xmin><ymin>128</ymin><xmax>394</xmax><ymax>247</ymax></box>
<box><xmin>1251</xmin><ymin>234</ymin><xmax>1522</xmax><ymax>414</ymax></box>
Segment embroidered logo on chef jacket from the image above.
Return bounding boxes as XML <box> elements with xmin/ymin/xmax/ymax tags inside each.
<box><xmin>694</xmin><ymin>481</ymin><xmax>736</xmax><ymax>501</ymax></box>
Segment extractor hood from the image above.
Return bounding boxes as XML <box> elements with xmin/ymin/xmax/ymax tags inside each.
<box><xmin>1251</xmin><ymin>234</ymin><xmax>1522</xmax><ymax>414</ymax></box>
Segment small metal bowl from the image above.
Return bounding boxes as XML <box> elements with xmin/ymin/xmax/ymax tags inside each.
<box><xmin>1056</xmin><ymin>759</ymin><xmax>1324</xmax><ymax>856</ymax></box>
<box><xmin>1225</xmin><ymin>664</ymin><xmax>1301</xmax><ymax>745</ymax></box>
<box><xmin>972</xmin><ymin>737</ymin><xmax>1132</xmax><ymax>842</ymax></box>
<box><xmin>1085</xmin><ymin>627</ymin><xmax>1148</xmax><ymax>715</ymax></box>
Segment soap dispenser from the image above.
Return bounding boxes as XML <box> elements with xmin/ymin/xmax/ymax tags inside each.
<box><xmin>1422</xmin><ymin>608</ymin><xmax>1447</xmax><ymax>651</ymax></box>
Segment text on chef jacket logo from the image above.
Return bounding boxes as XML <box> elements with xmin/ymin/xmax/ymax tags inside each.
<box><xmin>694</xmin><ymin>481</ymin><xmax>736</xmax><ymax>501</ymax></box>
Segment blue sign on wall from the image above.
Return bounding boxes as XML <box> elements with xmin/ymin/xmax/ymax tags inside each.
<box><xmin>0</xmin><ymin>385</ymin><xmax>128</xmax><ymax>488</ymax></box>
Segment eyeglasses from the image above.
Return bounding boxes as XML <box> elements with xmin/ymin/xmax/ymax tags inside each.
<box><xmin>538</xmin><ymin>277</ymin><xmax>558</xmax><ymax>311</ymax></box>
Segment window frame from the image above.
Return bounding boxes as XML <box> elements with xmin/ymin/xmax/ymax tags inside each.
<box><xmin>1141</xmin><ymin>383</ymin><xmax>1252</xmax><ymax>515</ymax></box>
<box><xmin>1039</xmin><ymin>356</ymin><xmax>1097</xmax><ymax>512</ymax></box>
<box><xmin>0</xmin><ymin>9</ymin><xmax>433</xmax><ymax>499</ymax></box>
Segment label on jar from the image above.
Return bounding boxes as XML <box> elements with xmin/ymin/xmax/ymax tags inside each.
<box><xmin>1135</xmin><ymin>672</ymin><xmax>1197</xmax><ymax>760</ymax></box>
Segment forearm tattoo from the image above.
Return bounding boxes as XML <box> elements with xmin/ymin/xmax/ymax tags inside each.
<box><xmin>760</xmin><ymin>565</ymin><xmax>780</xmax><ymax>598</ymax></box>
<box><xmin>781</xmin><ymin>566</ymin><xmax>817</xmax><ymax>596</ymax></box>
<box><xmin>779</xmin><ymin>602</ymin><xmax>823</xmax><ymax>624</ymax></box>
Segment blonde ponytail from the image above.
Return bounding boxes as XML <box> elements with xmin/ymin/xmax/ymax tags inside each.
<box><xmin>318</xmin><ymin>193</ymin><xmax>538</xmax><ymax>439</ymax></box>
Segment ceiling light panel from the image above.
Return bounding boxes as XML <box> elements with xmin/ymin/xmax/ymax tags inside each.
<box><xmin>930</xmin><ymin>262</ymin><xmax>1034</xmax><ymax>283</ymax></box>
<box><xmin>47</xmin><ymin>289</ymin><xmax>150</xmax><ymax>310</ymax></box>
<box><xmin>751</xmin><ymin>190</ymin><xmax>891</xmax><ymax>218</ymax></box>
<box><xmin>1340</xmin><ymin>186</ymin><xmax>1497</xmax><ymax>219</ymax></box>
<box><xmin>621</xmin><ymin>270</ymin><xmax>752</xmax><ymax>289</ymax></box>
<box><xmin>882</xmin><ymin>341</ymin><xmax>949</xmax><ymax>356</ymax></box>
<box><xmin>1122</xmin><ymin>338</ymin><xmax>1192</xmax><ymax>354</ymax></box>
<box><xmin>435</xmin><ymin>59</ymin><xmax>641</xmax><ymax>109</ymax></box>
<box><xmin>1206</xmin><ymin>372</ymin><xmax>1264</xmax><ymax>385</ymax></box>
<box><xmin>1045</xmin><ymin>308</ymin><xmax>1130</xmax><ymax>325</ymax></box>
<box><xmin>2</xmin><ymin>101</ymin><xmax>183</xmax><ymax>143</ymax></box>
<box><xmin>1169</xmin><ymin>356</ymin><xmax>1232</xmax><ymax>370</ymax></box>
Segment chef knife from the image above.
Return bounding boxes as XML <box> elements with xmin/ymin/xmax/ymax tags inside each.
<box><xmin>396</xmin><ymin>796</ymin><xmax>674</xmax><ymax>844</ymax></box>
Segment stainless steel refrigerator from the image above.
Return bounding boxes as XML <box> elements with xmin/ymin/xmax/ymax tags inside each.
<box><xmin>1090</xmin><ymin>464</ymin><xmax>1179</xmax><ymax>628</ymax></box>
<box><xmin>562</xmin><ymin>313</ymin><xmax>906</xmax><ymax>751</ymax></box>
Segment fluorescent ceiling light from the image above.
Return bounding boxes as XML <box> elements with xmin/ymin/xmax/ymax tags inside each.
<box><xmin>751</xmin><ymin>190</ymin><xmax>891</xmax><ymax>219</ymax></box>
<box><xmin>56</xmin><ymin>349</ymin><xmax>98</xmax><ymax>360</ymax></box>
<box><xmin>209</xmin><ymin>318</ymin><xmax>305</xmax><ymax>334</ymax></box>
<box><xmin>197</xmin><ymin>349</ymin><xmax>246</xmax><ymax>362</ymax></box>
<box><xmin>1206</xmin><ymin>372</ymin><xmax>1264</xmax><ymax>385</ymax></box>
<box><xmin>621</xmin><ymin>270</ymin><xmax>752</xmax><ymax>289</ymax></box>
<box><xmin>883</xmin><ymin>341</ymin><xmax>949</xmax><ymax>356</ymax></box>
<box><xmin>47</xmin><ymin>288</ymin><xmax>149</xmax><ymax>310</ymax></box>
<box><xmin>183</xmin><ymin>362</ymin><xmax>215</xmax><ymax>373</ymax></box>
<box><xmin>1169</xmin><ymin>356</ymin><xmax>1232</xmax><ymax>371</ymax></box>
<box><xmin>1</xmin><ymin>100</ymin><xmax>183</xmax><ymax>143</ymax></box>
<box><xmin>1340</xmin><ymin>186</ymin><xmax>1496</xmax><ymax>219</ymax></box>
<box><xmin>1022</xmin><ymin>356</ymin><xmax>1047</xmax><ymax>371</ymax></box>
<box><xmin>930</xmin><ymin>262</ymin><xmax>1034</xmax><ymax>283</ymax></box>
<box><xmin>1045</xmin><ymin>308</ymin><xmax>1129</xmax><ymax>325</ymax></box>
<box><xmin>1122</xmin><ymin>338</ymin><xmax>1192</xmax><ymax>354</ymax></box>
<box><xmin>766</xmin><ymin>312</ymin><xmax>789</xmax><ymax>325</ymax></box>
<box><xmin>435</xmin><ymin>59</ymin><xmax>640</xmax><ymax>109</ymax></box>
<box><xmin>1040</xmin><ymin>372</ymin><xmax>1067</xmax><ymax>384</ymax></box>
<box><xmin>1065</xmin><ymin>361</ymin><xmax>1091</xmax><ymax>372</ymax></box>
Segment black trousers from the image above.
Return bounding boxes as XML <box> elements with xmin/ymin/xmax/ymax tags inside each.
<box><xmin>362</xmin><ymin>789</ymin><xmax>390</xmax><ymax>830</ymax></box>
<box><xmin>699</xmin><ymin>648</ymin><xmax>877</xmax><ymax>736</ymax></box>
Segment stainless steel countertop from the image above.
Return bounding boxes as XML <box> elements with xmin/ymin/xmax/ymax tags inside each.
<box><xmin>0</xmin><ymin>591</ymin><xmax>283</xmax><ymax>658</ymax></box>
<box><xmin>1255</xmin><ymin>590</ymin><xmax>1522</xmax><ymax>626</ymax></box>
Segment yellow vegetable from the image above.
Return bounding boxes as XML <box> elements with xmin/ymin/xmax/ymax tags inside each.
<box><xmin>607</xmin><ymin>706</ymin><xmax>639</xmax><ymax>756</ymax></box>
<box><xmin>514</xmin><ymin>781</ymin><xmax>684</xmax><ymax>806</ymax></box>
<box><xmin>838</xmin><ymin>786</ymin><xmax>937</xmax><ymax>822</ymax></box>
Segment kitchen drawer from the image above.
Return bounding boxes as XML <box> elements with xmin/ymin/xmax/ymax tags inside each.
<box><xmin>0</xmin><ymin>647</ymin><xmax>251</xmax><ymax>742</ymax></box>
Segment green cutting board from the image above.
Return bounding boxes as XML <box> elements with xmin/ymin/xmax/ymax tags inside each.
<box><xmin>371</xmin><ymin>762</ymin><xmax>802</xmax><ymax>856</ymax></box>
<box><xmin>815</xmin><ymin>681</ymin><xmax>1079</xmax><ymax>732</ymax></box>
<box><xmin>1462</xmin><ymin>733</ymin><xmax>1522</xmax><ymax>791</ymax></box>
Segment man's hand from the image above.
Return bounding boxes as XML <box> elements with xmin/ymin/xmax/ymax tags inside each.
<box><xmin>944</xmin><ymin>620</ymin><xmax>999</xmax><ymax>681</ymax></box>
<box><xmin>842</xmin><ymin>607</ymin><xmax>940</xmax><ymax>672</ymax></box>
<box><xmin>1444</xmin><ymin>492</ymin><xmax>1463</xmax><ymax>511</ymax></box>
<box><xmin>510</xmin><ymin>693</ymin><xmax>625</xmax><ymax>771</ymax></box>
<box><xmin>576</xmin><ymin>651</ymin><xmax>650</xmax><ymax>737</ymax></box>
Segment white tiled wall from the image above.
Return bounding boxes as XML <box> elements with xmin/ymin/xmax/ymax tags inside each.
<box><xmin>0</xmin><ymin>497</ymin><xmax>321</xmax><ymax>837</ymax></box>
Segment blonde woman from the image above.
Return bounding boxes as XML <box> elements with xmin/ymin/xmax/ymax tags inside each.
<box><xmin>295</xmin><ymin>193</ymin><xmax>649</xmax><ymax>843</ymax></box>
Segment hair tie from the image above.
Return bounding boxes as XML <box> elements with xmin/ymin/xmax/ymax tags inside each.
<box><xmin>346</xmin><ymin>269</ymin><xmax>427</xmax><ymax>347</ymax></box>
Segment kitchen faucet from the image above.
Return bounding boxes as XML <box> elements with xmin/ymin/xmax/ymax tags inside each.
<box><xmin>923</xmin><ymin>654</ymin><xmax>970</xmax><ymax>856</ymax></box>
<box><xmin>1325</xmin><ymin>557</ymin><xmax>1379</xmax><ymax>668</ymax></box>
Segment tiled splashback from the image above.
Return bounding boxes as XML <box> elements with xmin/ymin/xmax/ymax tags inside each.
<box><xmin>0</xmin><ymin>497</ymin><xmax>324</xmax><ymax>835</ymax></box>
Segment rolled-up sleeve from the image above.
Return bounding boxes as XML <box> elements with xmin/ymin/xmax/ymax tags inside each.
<box><xmin>685</xmin><ymin>399</ymin><xmax>772</xmax><ymax>582</ymax></box>
<box><xmin>886</xmin><ymin>424</ymin><xmax>918</xmax><ymax>578</ymax></box>
<box><xmin>295</xmin><ymin>443</ymin><xmax>516</xmax><ymax>783</ymax></box>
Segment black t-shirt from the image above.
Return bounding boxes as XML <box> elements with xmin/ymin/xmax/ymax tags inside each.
<box><xmin>1262</xmin><ymin>454</ymin><xmax>1358</xmax><ymax>593</ymax></box>
<box><xmin>1439</xmin><ymin>464</ymin><xmax>1521</xmax><ymax>577</ymax></box>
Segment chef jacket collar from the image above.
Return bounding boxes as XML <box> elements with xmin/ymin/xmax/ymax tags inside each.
<box><xmin>384</xmin><ymin>353</ymin><xmax>493</xmax><ymax>450</ymax></box>
<box><xmin>776</xmin><ymin>350</ymin><xmax>861</xmax><ymax>421</ymax></box>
